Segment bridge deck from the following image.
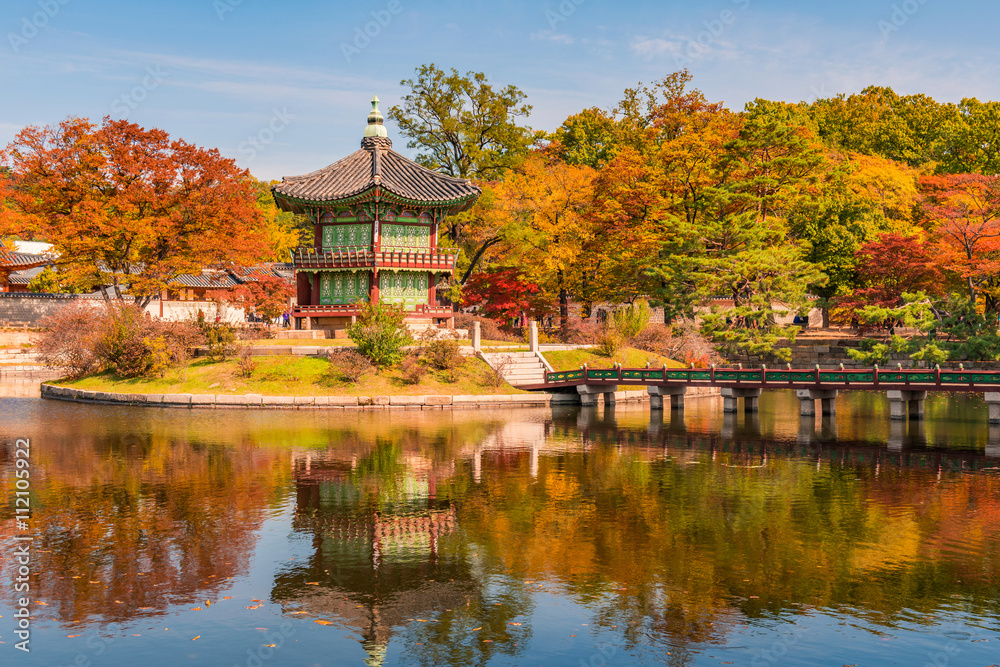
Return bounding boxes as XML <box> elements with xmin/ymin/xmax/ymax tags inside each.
<box><xmin>520</xmin><ymin>366</ymin><xmax>1000</xmax><ymax>393</ymax></box>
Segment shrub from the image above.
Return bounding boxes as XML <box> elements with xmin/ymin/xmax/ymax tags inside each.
<box><xmin>95</xmin><ymin>304</ymin><xmax>158</xmax><ymax>378</ymax></box>
<box><xmin>422</xmin><ymin>338</ymin><xmax>465</xmax><ymax>372</ymax></box>
<box><xmin>399</xmin><ymin>354</ymin><xmax>426</xmax><ymax>384</ymax></box>
<box><xmin>235</xmin><ymin>344</ymin><xmax>258</xmax><ymax>379</ymax></box>
<box><xmin>485</xmin><ymin>353</ymin><xmax>513</xmax><ymax>388</ymax></box>
<box><xmin>558</xmin><ymin>318</ymin><xmax>600</xmax><ymax>345</ymax></box>
<box><xmin>202</xmin><ymin>322</ymin><xmax>237</xmax><ymax>361</ymax></box>
<box><xmin>453</xmin><ymin>313</ymin><xmax>517</xmax><ymax>342</ymax></box>
<box><xmin>596</xmin><ymin>330</ymin><xmax>623</xmax><ymax>357</ymax></box>
<box><xmin>35</xmin><ymin>302</ymin><xmax>102</xmax><ymax>377</ymax></box>
<box><xmin>611</xmin><ymin>301</ymin><xmax>651</xmax><ymax>340</ymax></box>
<box><xmin>633</xmin><ymin>321</ymin><xmax>719</xmax><ymax>367</ymax></box>
<box><xmin>238</xmin><ymin>324</ymin><xmax>276</xmax><ymax>341</ymax></box>
<box><xmin>348</xmin><ymin>302</ymin><xmax>412</xmax><ymax>367</ymax></box>
<box><xmin>326</xmin><ymin>349</ymin><xmax>375</xmax><ymax>384</ymax></box>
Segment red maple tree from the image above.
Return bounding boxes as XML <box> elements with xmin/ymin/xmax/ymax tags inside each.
<box><xmin>2</xmin><ymin>117</ymin><xmax>267</xmax><ymax>306</ymax></box>
<box><xmin>463</xmin><ymin>267</ymin><xmax>551</xmax><ymax>324</ymax></box>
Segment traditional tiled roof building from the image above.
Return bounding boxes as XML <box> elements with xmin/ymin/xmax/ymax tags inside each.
<box><xmin>272</xmin><ymin>96</ymin><xmax>481</xmax><ymax>332</ymax></box>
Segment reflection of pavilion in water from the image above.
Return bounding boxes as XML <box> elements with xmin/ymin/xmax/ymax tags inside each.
<box><xmin>274</xmin><ymin>450</ymin><xmax>476</xmax><ymax>667</ymax></box>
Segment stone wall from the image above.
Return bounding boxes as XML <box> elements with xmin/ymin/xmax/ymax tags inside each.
<box><xmin>0</xmin><ymin>294</ymin><xmax>103</xmax><ymax>326</ymax></box>
<box><xmin>0</xmin><ymin>294</ymin><xmax>245</xmax><ymax>326</ymax></box>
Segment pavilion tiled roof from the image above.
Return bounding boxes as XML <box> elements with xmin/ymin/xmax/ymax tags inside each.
<box><xmin>169</xmin><ymin>271</ymin><xmax>238</xmax><ymax>289</ymax></box>
<box><xmin>272</xmin><ymin>136</ymin><xmax>481</xmax><ymax>213</ymax></box>
<box><xmin>0</xmin><ymin>251</ymin><xmax>49</xmax><ymax>269</ymax></box>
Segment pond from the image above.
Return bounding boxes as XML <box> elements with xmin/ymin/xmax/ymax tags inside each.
<box><xmin>1</xmin><ymin>384</ymin><xmax>998</xmax><ymax>666</ymax></box>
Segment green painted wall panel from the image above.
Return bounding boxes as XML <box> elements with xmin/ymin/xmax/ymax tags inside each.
<box><xmin>378</xmin><ymin>271</ymin><xmax>429</xmax><ymax>311</ymax></box>
<box><xmin>319</xmin><ymin>272</ymin><xmax>371</xmax><ymax>305</ymax></box>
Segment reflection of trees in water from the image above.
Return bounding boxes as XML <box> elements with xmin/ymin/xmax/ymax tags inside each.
<box><xmin>456</xmin><ymin>427</ymin><xmax>1000</xmax><ymax>657</ymax></box>
<box><xmin>0</xmin><ymin>431</ymin><xmax>289</xmax><ymax>626</ymax></box>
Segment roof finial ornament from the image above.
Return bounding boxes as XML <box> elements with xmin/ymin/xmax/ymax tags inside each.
<box><xmin>364</xmin><ymin>95</ymin><xmax>388</xmax><ymax>138</ymax></box>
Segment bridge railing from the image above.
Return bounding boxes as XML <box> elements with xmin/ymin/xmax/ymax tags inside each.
<box><xmin>544</xmin><ymin>365</ymin><xmax>1000</xmax><ymax>389</ymax></box>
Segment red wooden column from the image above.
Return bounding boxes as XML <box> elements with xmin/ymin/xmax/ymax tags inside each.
<box><xmin>427</xmin><ymin>272</ymin><xmax>436</xmax><ymax>306</ymax></box>
<box><xmin>297</xmin><ymin>272</ymin><xmax>312</xmax><ymax>306</ymax></box>
<box><xmin>370</xmin><ymin>270</ymin><xmax>380</xmax><ymax>303</ymax></box>
<box><xmin>312</xmin><ymin>273</ymin><xmax>320</xmax><ymax>306</ymax></box>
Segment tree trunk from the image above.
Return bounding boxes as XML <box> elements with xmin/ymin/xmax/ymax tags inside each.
<box><xmin>459</xmin><ymin>236</ymin><xmax>501</xmax><ymax>285</ymax></box>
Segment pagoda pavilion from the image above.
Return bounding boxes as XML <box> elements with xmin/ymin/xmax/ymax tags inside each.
<box><xmin>272</xmin><ymin>97</ymin><xmax>481</xmax><ymax>332</ymax></box>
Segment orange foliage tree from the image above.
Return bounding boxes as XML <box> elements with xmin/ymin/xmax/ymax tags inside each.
<box><xmin>920</xmin><ymin>173</ymin><xmax>1000</xmax><ymax>311</ymax></box>
<box><xmin>2</xmin><ymin>117</ymin><xmax>267</xmax><ymax>306</ymax></box>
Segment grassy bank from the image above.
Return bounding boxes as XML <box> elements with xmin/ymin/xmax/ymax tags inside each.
<box><xmin>55</xmin><ymin>355</ymin><xmax>528</xmax><ymax>396</ymax></box>
<box><xmin>543</xmin><ymin>347</ymin><xmax>684</xmax><ymax>371</ymax></box>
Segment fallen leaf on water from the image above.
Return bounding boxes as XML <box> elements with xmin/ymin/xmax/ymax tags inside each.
<box><xmin>314</xmin><ymin>620</ymin><xmax>333</xmax><ymax>626</ymax></box>
<box><xmin>205</xmin><ymin>601</ymin><xmax>211</xmax><ymax>607</ymax></box>
<box><xmin>67</xmin><ymin>635</ymin><xmax>82</xmax><ymax>638</ymax></box>
<box><xmin>570</xmin><ymin>634</ymin><xmax>577</xmax><ymax>637</ymax></box>
<box><xmin>483</xmin><ymin>640</ymin><xmax>492</xmax><ymax>643</ymax></box>
<box><xmin>263</xmin><ymin>644</ymin><xmax>276</xmax><ymax>647</ymax></box>
<box><xmin>223</xmin><ymin>597</ymin><xmax>232</xmax><ymax>600</ymax></box>
<box><xmin>305</xmin><ymin>582</ymin><xmax>319</xmax><ymax>585</ymax></box>
<box><xmin>416</xmin><ymin>619</ymin><xmax>427</xmax><ymax>622</ymax></box>
<box><xmin>251</xmin><ymin>599</ymin><xmax>261</xmax><ymax>603</ymax></box>
<box><xmin>190</xmin><ymin>607</ymin><xmax>202</xmax><ymax>611</ymax></box>
<box><xmin>749</xmin><ymin>596</ymin><xmax>759</xmax><ymax>599</ymax></box>
<box><xmin>289</xmin><ymin>611</ymin><xmax>308</xmax><ymax>615</ymax></box>
<box><xmin>192</xmin><ymin>636</ymin><xmax>200</xmax><ymax>641</ymax></box>
<box><xmin>471</xmin><ymin>627</ymin><xmax>482</xmax><ymax>632</ymax></box>
<box><xmin>508</xmin><ymin>622</ymin><xmax>522</xmax><ymax>626</ymax></box>
<box><xmin>35</xmin><ymin>601</ymin><xmax>48</xmax><ymax>606</ymax></box>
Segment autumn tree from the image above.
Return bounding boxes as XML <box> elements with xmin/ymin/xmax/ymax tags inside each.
<box><xmin>484</xmin><ymin>154</ymin><xmax>597</xmax><ymax>326</ymax></box>
<box><xmin>388</xmin><ymin>64</ymin><xmax>539</xmax><ymax>181</ymax></box>
<box><xmin>920</xmin><ymin>173</ymin><xmax>1000</xmax><ymax>311</ymax></box>
<box><xmin>831</xmin><ymin>234</ymin><xmax>944</xmax><ymax>325</ymax></box>
<box><xmin>231</xmin><ymin>273</ymin><xmax>294</xmax><ymax>326</ymax></box>
<box><xmin>462</xmin><ymin>267</ymin><xmax>550</xmax><ymax>323</ymax></box>
<box><xmin>935</xmin><ymin>98</ymin><xmax>1000</xmax><ymax>175</ymax></box>
<box><xmin>253</xmin><ymin>178</ymin><xmax>310</xmax><ymax>262</ymax></box>
<box><xmin>2</xmin><ymin>117</ymin><xmax>267</xmax><ymax>307</ymax></box>
<box><xmin>788</xmin><ymin>152</ymin><xmax>922</xmax><ymax>322</ymax></box>
<box><xmin>808</xmin><ymin>86</ymin><xmax>952</xmax><ymax>166</ymax></box>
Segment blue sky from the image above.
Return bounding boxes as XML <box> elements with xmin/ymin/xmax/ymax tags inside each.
<box><xmin>1</xmin><ymin>0</ymin><xmax>997</xmax><ymax>181</ymax></box>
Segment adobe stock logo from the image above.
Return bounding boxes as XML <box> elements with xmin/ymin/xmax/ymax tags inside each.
<box><xmin>7</xmin><ymin>0</ymin><xmax>71</xmax><ymax>54</ymax></box>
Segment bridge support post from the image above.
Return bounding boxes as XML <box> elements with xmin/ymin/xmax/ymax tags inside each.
<box><xmin>577</xmin><ymin>384</ymin><xmax>618</xmax><ymax>407</ymax></box>
<box><xmin>796</xmin><ymin>389</ymin><xmax>839</xmax><ymax>417</ymax></box>
<box><xmin>887</xmin><ymin>390</ymin><xmax>927</xmax><ymax>420</ymax></box>
<box><xmin>647</xmin><ymin>386</ymin><xmax>687</xmax><ymax>411</ymax></box>
<box><xmin>721</xmin><ymin>387</ymin><xmax>761</xmax><ymax>413</ymax></box>
<box><xmin>472</xmin><ymin>321</ymin><xmax>481</xmax><ymax>353</ymax></box>
<box><xmin>528</xmin><ymin>320</ymin><xmax>539</xmax><ymax>352</ymax></box>
<box><xmin>303</xmin><ymin>316</ymin><xmax>312</xmax><ymax>331</ymax></box>
<box><xmin>984</xmin><ymin>392</ymin><xmax>1000</xmax><ymax>424</ymax></box>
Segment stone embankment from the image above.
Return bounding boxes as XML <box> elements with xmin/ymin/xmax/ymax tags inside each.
<box><xmin>40</xmin><ymin>383</ymin><xmax>672</xmax><ymax>409</ymax></box>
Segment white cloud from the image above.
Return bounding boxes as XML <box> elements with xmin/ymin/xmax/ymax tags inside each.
<box><xmin>630</xmin><ymin>36</ymin><xmax>682</xmax><ymax>60</ymax></box>
<box><xmin>530</xmin><ymin>30</ymin><xmax>575</xmax><ymax>45</ymax></box>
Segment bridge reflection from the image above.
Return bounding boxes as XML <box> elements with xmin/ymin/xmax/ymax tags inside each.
<box><xmin>556</xmin><ymin>399</ymin><xmax>1000</xmax><ymax>470</ymax></box>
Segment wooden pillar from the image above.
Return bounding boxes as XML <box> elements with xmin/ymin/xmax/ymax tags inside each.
<box><xmin>313</xmin><ymin>273</ymin><xmax>320</xmax><ymax>306</ymax></box>
<box><xmin>370</xmin><ymin>270</ymin><xmax>380</xmax><ymax>303</ymax></box>
<box><xmin>427</xmin><ymin>271</ymin><xmax>436</xmax><ymax>306</ymax></box>
<box><xmin>297</xmin><ymin>272</ymin><xmax>312</xmax><ymax>306</ymax></box>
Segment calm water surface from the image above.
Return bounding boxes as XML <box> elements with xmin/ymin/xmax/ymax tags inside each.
<box><xmin>1</xmin><ymin>384</ymin><xmax>998</xmax><ymax>666</ymax></box>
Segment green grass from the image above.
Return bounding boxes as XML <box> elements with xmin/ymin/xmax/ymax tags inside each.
<box><xmin>543</xmin><ymin>347</ymin><xmax>684</xmax><ymax>371</ymax></box>
<box><xmin>54</xmin><ymin>355</ymin><xmax>528</xmax><ymax>396</ymax></box>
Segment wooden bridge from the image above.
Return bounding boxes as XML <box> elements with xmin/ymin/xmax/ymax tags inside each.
<box><xmin>522</xmin><ymin>365</ymin><xmax>1000</xmax><ymax>422</ymax></box>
